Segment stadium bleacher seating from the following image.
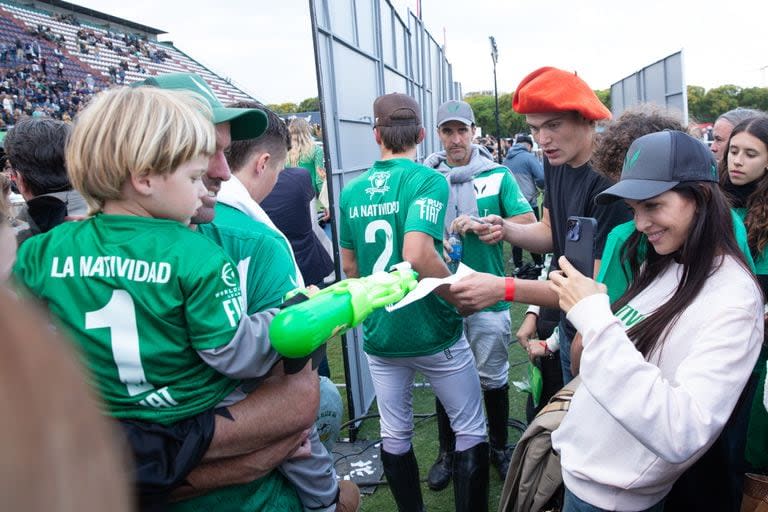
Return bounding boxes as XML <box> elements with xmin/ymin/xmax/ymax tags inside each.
<box><xmin>0</xmin><ymin>0</ymin><xmax>254</xmax><ymax>129</ymax></box>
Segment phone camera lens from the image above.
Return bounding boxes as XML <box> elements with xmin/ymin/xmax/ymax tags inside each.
<box><xmin>567</xmin><ymin>221</ymin><xmax>581</xmax><ymax>241</ymax></box>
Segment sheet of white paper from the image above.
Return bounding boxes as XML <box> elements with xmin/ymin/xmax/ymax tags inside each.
<box><xmin>385</xmin><ymin>263</ymin><xmax>476</xmax><ymax>312</ymax></box>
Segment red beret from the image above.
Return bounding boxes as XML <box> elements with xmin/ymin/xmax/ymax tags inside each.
<box><xmin>512</xmin><ymin>66</ymin><xmax>611</xmax><ymax>121</ymax></box>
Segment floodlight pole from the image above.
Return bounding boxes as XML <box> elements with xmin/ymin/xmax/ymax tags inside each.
<box><xmin>489</xmin><ymin>36</ymin><xmax>502</xmax><ymax>163</ymax></box>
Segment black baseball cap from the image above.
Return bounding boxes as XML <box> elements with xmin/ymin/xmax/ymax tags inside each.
<box><xmin>516</xmin><ymin>134</ymin><xmax>533</xmax><ymax>146</ymax></box>
<box><xmin>595</xmin><ymin>131</ymin><xmax>718</xmax><ymax>205</ymax></box>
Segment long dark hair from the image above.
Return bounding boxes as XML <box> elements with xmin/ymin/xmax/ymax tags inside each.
<box><xmin>612</xmin><ymin>182</ymin><xmax>752</xmax><ymax>358</ymax></box>
<box><xmin>718</xmin><ymin>116</ymin><xmax>768</xmax><ymax>258</ymax></box>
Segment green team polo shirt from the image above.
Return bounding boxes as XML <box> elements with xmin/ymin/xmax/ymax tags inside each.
<box><xmin>198</xmin><ymin>202</ymin><xmax>299</xmax><ymax>315</ymax></box>
<box><xmin>13</xmin><ymin>214</ymin><xmax>243</xmax><ymax>425</ymax></box>
<box><xmin>297</xmin><ymin>144</ymin><xmax>325</xmax><ymax>195</ymax></box>
<box><xmin>340</xmin><ymin>158</ymin><xmax>463</xmax><ymax>357</ymax></box>
<box><xmin>193</xmin><ymin>205</ymin><xmax>303</xmax><ymax>509</ymax></box>
<box><xmin>733</xmin><ymin>207</ymin><xmax>768</xmax><ymax>275</ymax></box>
<box><xmin>729</xmin><ymin>210</ymin><xmax>767</xmax><ymax>470</ymax></box>
<box><xmin>169</xmin><ymin>468</ymin><xmax>301</xmax><ymax>512</ymax></box>
<box><xmin>597</xmin><ymin>210</ymin><xmax>757</xmax><ymax>303</ymax></box>
<box><xmin>461</xmin><ymin>166</ymin><xmax>532</xmax><ymax>312</ymax></box>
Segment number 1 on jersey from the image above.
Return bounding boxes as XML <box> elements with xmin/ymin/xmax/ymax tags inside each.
<box><xmin>85</xmin><ymin>289</ymin><xmax>154</xmax><ymax>397</ymax></box>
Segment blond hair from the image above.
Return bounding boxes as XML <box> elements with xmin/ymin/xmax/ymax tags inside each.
<box><xmin>66</xmin><ymin>86</ymin><xmax>216</xmax><ymax>212</ymax></box>
<box><xmin>286</xmin><ymin>117</ymin><xmax>315</xmax><ymax>166</ymax></box>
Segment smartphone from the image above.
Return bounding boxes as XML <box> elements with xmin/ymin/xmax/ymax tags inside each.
<box><xmin>564</xmin><ymin>216</ymin><xmax>597</xmax><ymax>278</ymax></box>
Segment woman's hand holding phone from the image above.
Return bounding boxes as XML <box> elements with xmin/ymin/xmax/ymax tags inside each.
<box><xmin>549</xmin><ymin>256</ymin><xmax>606</xmax><ymax>313</ymax></box>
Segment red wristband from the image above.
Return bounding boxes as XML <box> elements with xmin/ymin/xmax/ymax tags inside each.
<box><xmin>504</xmin><ymin>277</ymin><xmax>515</xmax><ymax>302</ymax></box>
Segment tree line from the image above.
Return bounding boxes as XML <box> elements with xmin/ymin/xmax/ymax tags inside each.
<box><xmin>461</xmin><ymin>85</ymin><xmax>768</xmax><ymax>136</ymax></box>
<box><xmin>268</xmin><ymin>84</ymin><xmax>768</xmax><ymax>134</ymax></box>
<box><xmin>266</xmin><ymin>96</ymin><xmax>320</xmax><ymax>114</ymax></box>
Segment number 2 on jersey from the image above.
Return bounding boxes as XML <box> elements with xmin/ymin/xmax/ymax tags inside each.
<box><xmin>365</xmin><ymin>220</ymin><xmax>393</xmax><ymax>273</ymax></box>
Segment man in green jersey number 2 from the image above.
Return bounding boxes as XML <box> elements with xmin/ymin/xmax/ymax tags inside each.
<box><xmin>339</xmin><ymin>93</ymin><xmax>489</xmax><ymax>512</ymax></box>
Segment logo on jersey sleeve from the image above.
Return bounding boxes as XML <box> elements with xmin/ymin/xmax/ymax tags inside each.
<box><xmin>414</xmin><ymin>198</ymin><xmax>444</xmax><ymax>224</ymax></box>
<box><xmin>366</xmin><ymin>171</ymin><xmax>391</xmax><ymax>198</ymax></box>
<box><xmin>216</xmin><ymin>262</ymin><xmax>242</xmax><ymax>327</ymax></box>
<box><xmin>221</xmin><ymin>262</ymin><xmax>237</xmax><ymax>287</ymax></box>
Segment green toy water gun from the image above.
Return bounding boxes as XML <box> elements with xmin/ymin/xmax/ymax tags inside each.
<box><xmin>269</xmin><ymin>262</ymin><xmax>419</xmax><ymax>358</ymax></box>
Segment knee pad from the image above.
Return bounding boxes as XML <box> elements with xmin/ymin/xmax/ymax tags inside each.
<box><xmin>455</xmin><ymin>434</ymin><xmax>487</xmax><ymax>452</ymax></box>
<box><xmin>382</xmin><ymin>437</ymin><xmax>412</xmax><ymax>455</ymax></box>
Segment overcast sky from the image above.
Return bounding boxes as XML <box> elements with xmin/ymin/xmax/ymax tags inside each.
<box><xmin>76</xmin><ymin>0</ymin><xmax>768</xmax><ymax>104</ymax></box>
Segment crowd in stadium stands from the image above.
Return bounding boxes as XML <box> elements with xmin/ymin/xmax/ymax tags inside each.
<box><xmin>0</xmin><ymin>14</ymin><xmax>252</xmax><ymax>133</ymax></box>
<box><xmin>74</xmin><ymin>26</ymin><xmax>167</xmax><ymax>72</ymax></box>
<box><xmin>52</xmin><ymin>12</ymin><xmax>79</xmax><ymax>26</ymax></box>
<box><xmin>0</xmin><ymin>65</ymin><xmax>96</xmax><ymax>128</ymax></box>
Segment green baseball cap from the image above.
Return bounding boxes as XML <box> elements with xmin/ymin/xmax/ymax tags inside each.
<box><xmin>132</xmin><ymin>73</ymin><xmax>267</xmax><ymax>140</ymax></box>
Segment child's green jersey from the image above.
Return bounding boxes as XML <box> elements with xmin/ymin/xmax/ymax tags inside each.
<box><xmin>13</xmin><ymin>214</ymin><xmax>243</xmax><ymax>425</ymax></box>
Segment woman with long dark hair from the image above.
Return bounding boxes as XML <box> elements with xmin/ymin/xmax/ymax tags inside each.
<box><xmin>721</xmin><ymin>115</ymin><xmax>768</xmax><ymax>296</ymax></box>
<box><xmin>549</xmin><ymin>131</ymin><xmax>763</xmax><ymax>512</ymax></box>
<box><xmin>720</xmin><ymin>115</ymin><xmax>768</xmax><ymax>477</ymax></box>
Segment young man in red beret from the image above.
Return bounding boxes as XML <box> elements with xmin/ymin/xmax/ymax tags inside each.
<box><xmin>450</xmin><ymin>66</ymin><xmax>632</xmax><ymax>384</ymax></box>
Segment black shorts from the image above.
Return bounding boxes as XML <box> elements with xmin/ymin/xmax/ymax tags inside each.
<box><xmin>119</xmin><ymin>408</ymin><xmax>224</xmax><ymax>507</ymax></box>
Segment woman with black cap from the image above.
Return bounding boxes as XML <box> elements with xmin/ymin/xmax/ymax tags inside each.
<box><xmin>548</xmin><ymin>130</ymin><xmax>764</xmax><ymax>512</ymax></box>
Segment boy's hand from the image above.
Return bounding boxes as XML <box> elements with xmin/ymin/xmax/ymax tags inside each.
<box><xmin>527</xmin><ymin>340</ymin><xmax>549</xmax><ymax>360</ymax></box>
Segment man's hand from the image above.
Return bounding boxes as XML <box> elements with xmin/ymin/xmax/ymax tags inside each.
<box><xmin>515</xmin><ymin>312</ymin><xmax>537</xmax><ymax>352</ymax></box>
<box><xmin>287</xmin><ymin>428</ymin><xmax>313</xmax><ymax>461</ymax></box>
<box><xmin>451</xmin><ymin>214</ymin><xmax>504</xmax><ymax>245</ymax></box>
<box><xmin>449</xmin><ymin>272</ymin><xmax>504</xmax><ymax>314</ymax></box>
<box><xmin>442</xmin><ymin>237</ymin><xmax>453</xmax><ymax>263</ymax></box>
<box><xmin>174</xmin><ymin>427</ymin><xmax>313</xmax><ymax>501</ymax></box>
<box><xmin>549</xmin><ymin>256</ymin><xmax>606</xmax><ymax>313</ymax></box>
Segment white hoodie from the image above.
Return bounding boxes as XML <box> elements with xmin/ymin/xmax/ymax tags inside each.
<box><xmin>552</xmin><ymin>255</ymin><xmax>763</xmax><ymax>511</ymax></box>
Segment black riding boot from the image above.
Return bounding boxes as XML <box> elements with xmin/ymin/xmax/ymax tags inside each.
<box><xmin>426</xmin><ymin>398</ymin><xmax>455</xmax><ymax>491</ymax></box>
<box><xmin>453</xmin><ymin>442</ymin><xmax>489</xmax><ymax>512</ymax></box>
<box><xmin>484</xmin><ymin>385</ymin><xmax>513</xmax><ymax>479</ymax></box>
<box><xmin>381</xmin><ymin>447</ymin><xmax>425</xmax><ymax>512</ymax></box>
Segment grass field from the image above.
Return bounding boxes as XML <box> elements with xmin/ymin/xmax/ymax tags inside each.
<box><xmin>324</xmin><ymin>254</ymin><xmax>537</xmax><ymax>512</ymax></box>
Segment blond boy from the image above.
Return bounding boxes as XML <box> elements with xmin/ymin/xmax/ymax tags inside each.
<box><xmin>13</xmin><ymin>87</ymin><xmax>313</xmax><ymax>510</ymax></box>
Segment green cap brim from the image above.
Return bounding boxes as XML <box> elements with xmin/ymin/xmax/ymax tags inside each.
<box><xmin>214</xmin><ymin>107</ymin><xmax>268</xmax><ymax>141</ymax></box>
<box><xmin>132</xmin><ymin>72</ymin><xmax>268</xmax><ymax>140</ymax></box>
